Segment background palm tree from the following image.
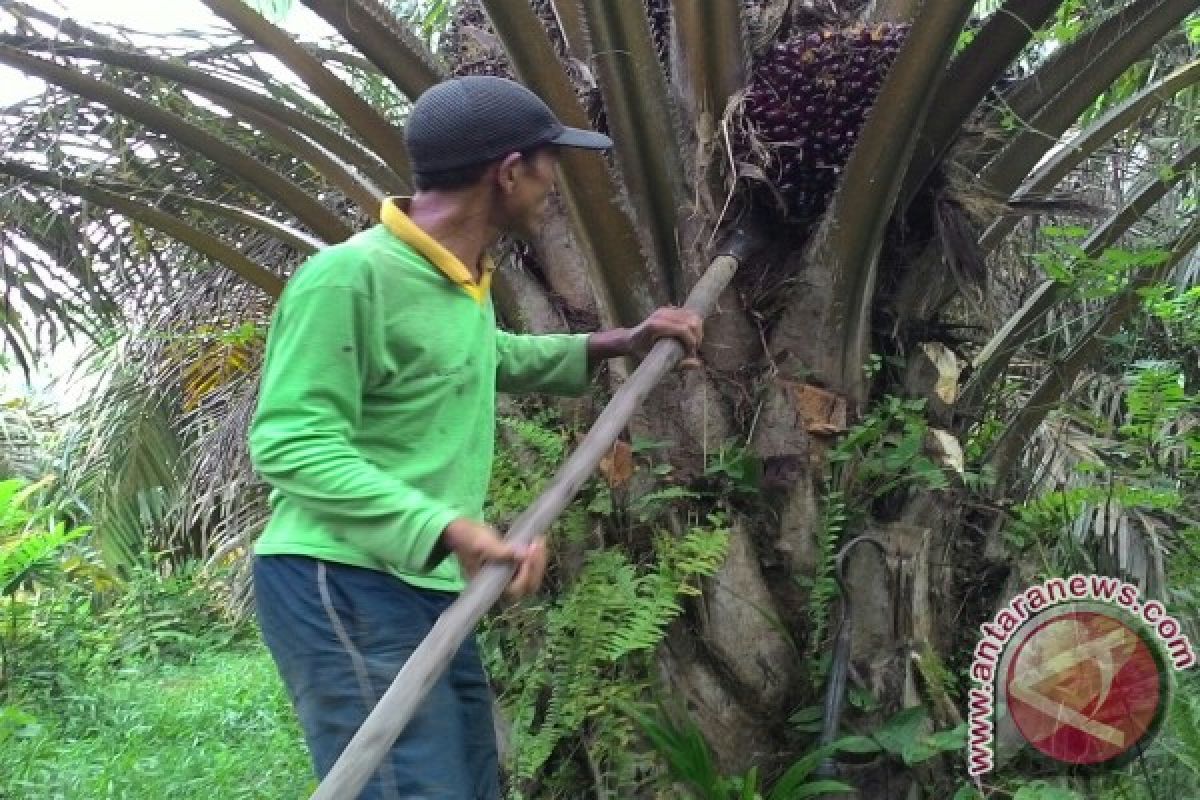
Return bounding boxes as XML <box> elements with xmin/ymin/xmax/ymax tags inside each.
<box><xmin>0</xmin><ymin>0</ymin><xmax>1196</xmax><ymax>794</ymax></box>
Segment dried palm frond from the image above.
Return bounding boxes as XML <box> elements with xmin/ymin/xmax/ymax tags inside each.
<box><xmin>1009</xmin><ymin>360</ymin><xmax>1198</xmax><ymax>598</ymax></box>
<box><xmin>53</xmin><ymin>344</ymin><xmax>184</xmax><ymax>568</ymax></box>
<box><xmin>0</xmin><ymin>5</ymin><xmax>381</xmax><ymax>370</ymax></box>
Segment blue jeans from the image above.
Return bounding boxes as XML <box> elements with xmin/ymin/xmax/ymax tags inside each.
<box><xmin>254</xmin><ymin>555</ymin><xmax>499</xmax><ymax>799</ymax></box>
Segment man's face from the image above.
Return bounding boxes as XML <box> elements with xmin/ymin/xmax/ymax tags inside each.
<box><xmin>498</xmin><ymin>148</ymin><xmax>559</xmax><ymax>239</ymax></box>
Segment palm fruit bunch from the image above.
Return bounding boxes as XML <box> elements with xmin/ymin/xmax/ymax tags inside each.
<box><xmin>740</xmin><ymin>24</ymin><xmax>910</xmax><ymax>218</ymax></box>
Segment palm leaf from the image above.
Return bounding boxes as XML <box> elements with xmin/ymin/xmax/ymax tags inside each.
<box><xmin>963</xmin><ymin>141</ymin><xmax>1200</xmax><ymax>411</ymax></box>
<box><xmin>0</xmin><ymin>45</ymin><xmax>353</xmax><ymax>245</ymax></box>
<box><xmin>97</xmin><ymin>402</ymin><xmax>181</xmax><ymax>567</ymax></box>
<box><xmin>180</xmin><ymin>378</ymin><xmax>270</xmax><ymax>603</ymax></box>
<box><xmin>124</xmin><ymin>190</ymin><xmax>324</xmax><ymax>255</ymax></box>
<box><xmin>0</xmin><ymin>400</ymin><xmax>57</xmax><ymax>481</ymax></box>
<box><xmin>235</xmin><ymin>103</ymin><xmax>384</xmax><ymax>217</ymax></box>
<box><xmin>978</xmin><ymin>0</ymin><xmax>1197</xmax><ymax>197</ymax></box>
<box><xmin>987</xmin><ymin>218</ymin><xmax>1200</xmax><ymax>484</ymax></box>
<box><xmin>810</xmin><ymin>0</ymin><xmax>976</xmax><ymax>404</ymax></box>
<box><xmin>300</xmin><ymin>0</ymin><xmax>445</xmax><ymax>99</ymax></box>
<box><xmin>201</xmin><ymin>0</ymin><xmax>413</xmax><ymax>181</ymax></box>
<box><xmin>980</xmin><ymin>57</ymin><xmax>1200</xmax><ymax>253</ymax></box>
<box><xmin>548</xmin><ymin>0</ymin><xmax>591</xmax><ymax>62</ymax></box>
<box><xmin>995</xmin><ymin>0</ymin><xmax>1172</xmax><ymax>131</ymax></box>
<box><xmin>54</xmin><ymin>347</ymin><xmax>184</xmax><ymax>568</ymax></box>
<box><xmin>0</xmin><ymin>160</ymin><xmax>285</xmax><ymax>297</ymax></box>
<box><xmin>580</xmin><ymin>0</ymin><xmax>687</xmax><ymax>292</ymax></box>
<box><xmin>0</xmin><ymin>33</ymin><xmax>405</xmax><ymax>192</ymax></box>
<box><xmin>0</xmin><ymin>196</ymin><xmax>119</xmax><ymax>364</ymax></box>
<box><xmin>5</xmin><ymin>200</ymin><xmax>114</xmax><ymax>316</ymax></box>
<box><xmin>898</xmin><ymin>0</ymin><xmax>1064</xmax><ymax>212</ymax></box>
<box><xmin>670</xmin><ymin>0</ymin><xmax>747</xmax><ymax>121</ymax></box>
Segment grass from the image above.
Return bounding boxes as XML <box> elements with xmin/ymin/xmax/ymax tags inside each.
<box><xmin>1</xmin><ymin>644</ymin><xmax>313</xmax><ymax>799</ymax></box>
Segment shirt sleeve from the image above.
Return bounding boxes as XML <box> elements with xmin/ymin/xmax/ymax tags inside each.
<box><xmin>248</xmin><ymin>283</ymin><xmax>459</xmax><ymax>573</ymax></box>
<box><xmin>495</xmin><ymin>330</ymin><xmax>591</xmax><ymax>396</ymax></box>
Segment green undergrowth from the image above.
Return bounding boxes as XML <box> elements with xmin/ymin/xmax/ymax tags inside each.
<box><xmin>1</xmin><ymin>644</ymin><xmax>311</xmax><ymax>799</ymax></box>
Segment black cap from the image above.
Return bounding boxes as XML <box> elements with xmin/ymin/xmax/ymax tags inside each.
<box><xmin>405</xmin><ymin>76</ymin><xmax>613</xmax><ymax>174</ymax></box>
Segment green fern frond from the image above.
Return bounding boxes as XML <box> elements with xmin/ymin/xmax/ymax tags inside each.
<box><xmin>500</xmin><ymin>414</ymin><xmax>567</xmax><ymax>463</ymax></box>
<box><xmin>806</xmin><ymin>490</ymin><xmax>846</xmax><ymax>657</ymax></box>
<box><xmin>505</xmin><ymin>523</ymin><xmax>730</xmax><ymax>786</ymax></box>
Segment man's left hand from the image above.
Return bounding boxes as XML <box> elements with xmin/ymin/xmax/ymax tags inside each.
<box><xmin>627</xmin><ymin>307</ymin><xmax>704</xmax><ymax>368</ymax></box>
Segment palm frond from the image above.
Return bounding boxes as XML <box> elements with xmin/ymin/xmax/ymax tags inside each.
<box><xmin>55</xmin><ymin>350</ymin><xmax>183</xmax><ymax>568</ymax></box>
<box><xmin>988</xmin><ymin>218</ymin><xmax>1200</xmax><ymax>485</ymax></box>
<box><xmin>124</xmin><ymin>190</ymin><xmax>324</xmax><ymax>255</ymax></box>
<box><xmin>978</xmin><ymin>0</ymin><xmax>1197</xmax><ymax>198</ymax></box>
<box><xmin>300</xmin><ymin>0</ymin><xmax>446</xmax><ymax>99</ymax></box>
<box><xmin>0</xmin><ymin>32</ymin><xmax>406</xmax><ymax>193</ymax></box>
<box><xmin>580</xmin><ymin>0</ymin><xmax>687</xmax><ymax>293</ymax></box>
<box><xmin>547</xmin><ymin>0</ymin><xmax>591</xmax><ymax>62</ymax></box>
<box><xmin>670</xmin><ymin>0</ymin><xmax>748</xmax><ymax>123</ymax></box>
<box><xmin>0</xmin><ymin>160</ymin><xmax>286</xmax><ymax>297</ymax></box>
<box><xmin>235</xmin><ymin>104</ymin><xmax>384</xmax><ymax>217</ymax></box>
<box><xmin>995</xmin><ymin>0</ymin><xmax>1169</xmax><ymax>132</ymax></box>
<box><xmin>200</xmin><ymin>0</ymin><xmax>413</xmax><ymax>181</ymax></box>
<box><xmin>1008</xmin><ymin>371</ymin><xmax>1196</xmax><ymax>597</ymax></box>
<box><xmin>0</xmin><ymin>44</ymin><xmax>353</xmax><ymax>244</ymax></box>
<box><xmin>964</xmin><ymin>142</ymin><xmax>1200</xmax><ymax>410</ymax></box>
<box><xmin>964</xmin><ymin>138</ymin><xmax>1200</xmax><ymax>402</ymax></box>
<box><xmin>980</xmin><ymin>58</ymin><xmax>1200</xmax><ymax>253</ymax></box>
<box><xmin>173</xmin><ymin>360</ymin><xmax>271</xmax><ymax>611</ymax></box>
<box><xmin>0</xmin><ymin>396</ymin><xmax>57</xmax><ymax>480</ymax></box>
<box><xmin>0</xmin><ymin>193</ymin><xmax>120</xmax><ymax>365</ymax></box>
<box><xmin>898</xmin><ymin>0</ymin><xmax>1064</xmax><ymax>212</ymax></box>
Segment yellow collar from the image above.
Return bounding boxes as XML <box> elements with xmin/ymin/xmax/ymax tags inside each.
<box><xmin>380</xmin><ymin>197</ymin><xmax>493</xmax><ymax>303</ymax></box>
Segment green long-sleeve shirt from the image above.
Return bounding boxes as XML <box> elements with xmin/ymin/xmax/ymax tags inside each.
<box><xmin>249</xmin><ymin>199</ymin><xmax>589</xmax><ymax>592</ymax></box>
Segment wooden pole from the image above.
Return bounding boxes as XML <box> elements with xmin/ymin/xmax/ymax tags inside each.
<box><xmin>311</xmin><ymin>227</ymin><xmax>761</xmax><ymax>799</ymax></box>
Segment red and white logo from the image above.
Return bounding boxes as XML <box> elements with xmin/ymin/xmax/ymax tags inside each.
<box><xmin>1003</xmin><ymin>606</ymin><xmax>1167</xmax><ymax>766</ymax></box>
<box><xmin>967</xmin><ymin>576</ymin><xmax>1192</xmax><ymax>776</ymax></box>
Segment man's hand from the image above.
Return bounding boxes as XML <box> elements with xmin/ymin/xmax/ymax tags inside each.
<box><xmin>441</xmin><ymin>518</ymin><xmax>547</xmax><ymax>598</ymax></box>
<box><xmin>627</xmin><ymin>307</ymin><xmax>704</xmax><ymax>368</ymax></box>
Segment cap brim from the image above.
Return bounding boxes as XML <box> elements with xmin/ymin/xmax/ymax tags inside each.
<box><xmin>550</xmin><ymin>127</ymin><xmax>613</xmax><ymax>150</ymax></box>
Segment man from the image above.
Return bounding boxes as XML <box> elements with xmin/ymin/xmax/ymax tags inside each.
<box><xmin>248</xmin><ymin>76</ymin><xmax>702</xmax><ymax>799</ymax></box>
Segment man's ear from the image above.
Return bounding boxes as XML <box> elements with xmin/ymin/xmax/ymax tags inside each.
<box><xmin>495</xmin><ymin>152</ymin><xmax>523</xmax><ymax>195</ymax></box>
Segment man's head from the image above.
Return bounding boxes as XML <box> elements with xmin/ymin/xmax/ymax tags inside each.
<box><xmin>405</xmin><ymin>76</ymin><xmax>611</xmax><ymax>236</ymax></box>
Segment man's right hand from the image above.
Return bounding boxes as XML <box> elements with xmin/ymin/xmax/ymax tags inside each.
<box><xmin>441</xmin><ymin>518</ymin><xmax>547</xmax><ymax>598</ymax></box>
